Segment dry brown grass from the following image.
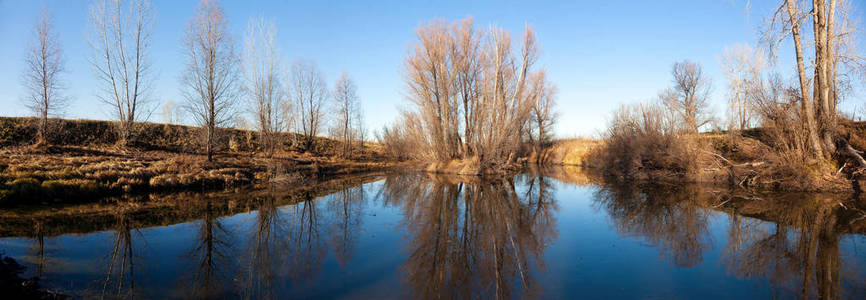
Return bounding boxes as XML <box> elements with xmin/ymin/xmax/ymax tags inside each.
<box><xmin>0</xmin><ymin>145</ymin><xmax>403</xmax><ymax>205</ymax></box>
<box><xmin>534</xmin><ymin>138</ymin><xmax>598</xmax><ymax>166</ymax></box>
<box><xmin>0</xmin><ymin>117</ymin><xmax>406</xmax><ymax>205</ymax></box>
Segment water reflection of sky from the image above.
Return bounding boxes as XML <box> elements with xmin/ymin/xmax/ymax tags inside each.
<box><xmin>1</xmin><ymin>171</ymin><xmax>865</xmax><ymax>299</ymax></box>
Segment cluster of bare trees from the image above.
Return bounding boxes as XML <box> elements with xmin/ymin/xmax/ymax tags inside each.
<box><xmin>597</xmin><ymin>0</ymin><xmax>866</xmax><ymax>179</ymax></box>
<box><xmin>720</xmin><ymin>44</ymin><xmax>765</xmax><ymax>132</ymax></box>
<box><xmin>181</xmin><ymin>1</ymin><xmax>364</xmax><ymax>160</ymax></box>
<box><xmin>762</xmin><ymin>0</ymin><xmax>865</xmax><ymax>164</ymax></box>
<box><xmin>242</xmin><ymin>18</ymin><xmax>284</xmax><ymax>155</ymax></box>
<box><xmin>383</xmin><ymin>17</ymin><xmax>557</xmax><ymax>167</ymax></box>
<box><xmin>713</xmin><ymin>0</ymin><xmax>865</xmax><ymax>165</ymax></box>
<box><xmin>20</xmin><ymin>0</ymin><xmax>367</xmax><ymax>161</ymax></box>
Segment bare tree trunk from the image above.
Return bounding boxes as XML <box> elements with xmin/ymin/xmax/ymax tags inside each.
<box><xmin>786</xmin><ymin>0</ymin><xmax>825</xmax><ymax>158</ymax></box>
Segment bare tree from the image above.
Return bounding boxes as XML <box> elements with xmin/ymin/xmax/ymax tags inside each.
<box><xmin>660</xmin><ymin>60</ymin><xmax>712</xmax><ymax>133</ymax></box>
<box><xmin>182</xmin><ymin>0</ymin><xmax>240</xmax><ymax>161</ymax></box>
<box><xmin>331</xmin><ymin>72</ymin><xmax>362</xmax><ymax>156</ymax></box>
<box><xmin>720</xmin><ymin>44</ymin><xmax>765</xmax><ymax>131</ymax></box>
<box><xmin>22</xmin><ymin>8</ymin><xmax>66</xmax><ymax>144</ymax></box>
<box><xmin>88</xmin><ymin>0</ymin><xmax>154</xmax><ymax>146</ymax></box>
<box><xmin>764</xmin><ymin>0</ymin><xmax>865</xmax><ymax>163</ymax></box>
<box><xmin>528</xmin><ymin>71</ymin><xmax>558</xmax><ymax>162</ymax></box>
<box><xmin>243</xmin><ymin>17</ymin><xmax>284</xmax><ymax>155</ymax></box>
<box><xmin>400</xmin><ymin>18</ymin><xmax>548</xmax><ymax>168</ymax></box>
<box><xmin>161</xmin><ymin>98</ymin><xmax>177</xmax><ymax>124</ymax></box>
<box><xmin>289</xmin><ymin>59</ymin><xmax>328</xmax><ymax>151</ymax></box>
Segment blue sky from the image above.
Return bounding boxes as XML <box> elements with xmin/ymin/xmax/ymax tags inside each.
<box><xmin>0</xmin><ymin>0</ymin><xmax>863</xmax><ymax>137</ymax></box>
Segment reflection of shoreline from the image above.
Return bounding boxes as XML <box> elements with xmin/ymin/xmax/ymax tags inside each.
<box><xmin>0</xmin><ymin>173</ymin><xmax>385</xmax><ymax>238</ymax></box>
<box><xmin>541</xmin><ymin>164</ymin><xmax>866</xmax><ymax>235</ymax></box>
<box><xmin>593</xmin><ymin>182</ymin><xmax>866</xmax><ymax>299</ymax></box>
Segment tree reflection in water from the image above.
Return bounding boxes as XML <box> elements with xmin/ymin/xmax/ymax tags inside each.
<box><xmin>239</xmin><ymin>193</ymin><xmax>285</xmax><ymax>299</ymax></box>
<box><xmin>593</xmin><ymin>184</ymin><xmax>712</xmax><ymax>268</ymax></box>
<box><xmin>326</xmin><ymin>184</ymin><xmax>365</xmax><ymax>268</ymax></box>
<box><xmin>182</xmin><ymin>198</ymin><xmax>234</xmax><ymax>299</ymax></box>
<box><xmin>382</xmin><ymin>173</ymin><xmax>558</xmax><ymax>299</ymax></box>
<box><xmin>100</xmin><ymin>207</ymin><xmax>141</xmax><ymax>299</ymax></box>
<box><xmin>4</xmin><ymin>170</ymin><xmax>866</xmax><ymax>298</ymax></box>
<box><xmin>235</xmin><ymin>189</ymin><xmax>333</xmax><ymax>298</ymax></box>
<box><xmin>29</xmin><ymin>219</ymin><xmax>48</xmax><ymax>278</ymax></box>
<box><xmin>593</xmin><ymin>182</ymin><xmax>866</xmax><ymax>299</ymax></box>
<box><xmin>720</xmin><ymin>194</ymin><xmax>860</xmax><ymax>299</ymax></box>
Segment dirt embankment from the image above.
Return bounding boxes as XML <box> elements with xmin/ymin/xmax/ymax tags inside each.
<box><xmin>0</xmin><ymin>117</ymin><xmax>409</xmax><ymax>205</ymax></box>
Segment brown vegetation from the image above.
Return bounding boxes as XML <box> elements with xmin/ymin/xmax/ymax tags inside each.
<box><xmin>0</xmin><ymin>117</ymin><xmax>400</xmax><ymax>205</ymax></box>
<box><xmin>587</xmin><ymin>0</ymin><xmax>866</xmax><ymax>193</ymax></box>
<box><xmin>382</xmin><ymin>17</ymin><xmax>557</xmax><ymax>174</ymax></box>
<box><xmin>531</xmin><ymin>138</ymin><xmax>597</xmax><ymax>166</ymax></box>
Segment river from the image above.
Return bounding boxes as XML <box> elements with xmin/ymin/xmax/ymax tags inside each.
<box><xmin>1</xmin><ymin>168</ymin><xmax>865</xmax><ymax>299</ymax></box>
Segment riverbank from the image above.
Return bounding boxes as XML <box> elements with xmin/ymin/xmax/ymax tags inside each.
<box><xmin>583</xmin><ymin>122</ymin><xmax>866</xmax><ymax>193</ymax></box>
<box><xmin>0</xmin><ymin>145</ymin><xmax>405</xmax><ymax>205</ymax></box>
<box><xmin>0</xmin><ymin>117</ymin><xmax>410</xmax><ymax>205</ymax></box>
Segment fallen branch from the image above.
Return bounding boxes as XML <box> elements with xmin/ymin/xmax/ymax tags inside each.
<box><xmin>838</xmin><ymin>138</ymin><xmax>866</xmax><ymax>169</ymax></box>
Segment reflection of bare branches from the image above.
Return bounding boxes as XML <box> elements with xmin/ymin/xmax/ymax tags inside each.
<box><xmin>235</xmin><ymin>189</ymin><xmax>340</xmax><ymax>298</ymax></box>
<box><xmin>240</xmin><ymin>195</ymin><xmax>284</xmax><ymax>299</ymax></box>
<box><xmin>100</xmin><ymin>209</ymin><xmax>140</xmax><ymax>299</ymax></box>
<box><xmin>327</xmin><ymin>185</ymin><xmax>364</xmax><ymax>267</ymax></box>
<box><xmin>595</xmin><ymin>182</ymin><xmax>865</xmax><ymax>299</ymax></box>
<box><xmin>721</xmin><ymin>196</ymin><xmax>846</xmax><ymax>299</ymax></box>
<box><xmin>182</xmin><ymin>200</ymin><xmax>233</xmax><ymax>299</ymax></box>
<box><xmin>386</xmin><ymin>174</ymin><xmax>557</xmax><ymax>299</ymax></box>
<box><xmin>284</xmin><ymin>193</ymin><xmax>326</xmax><ymax>283</ymax></box>
<box><xmin>30</xmin><ymin>220</ymin><xmax>47</xmax><ymax>278</ymax></box>
<box><xmin>593</xmin><ymin>185</ymin><xmax>711</xmax><ymax>268</ymax></box>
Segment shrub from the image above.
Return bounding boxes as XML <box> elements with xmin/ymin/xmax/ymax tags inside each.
<box><xmin>589</xmin><ymin>102</ymin><xmax>705</xmax><ymax>181</ymax></box>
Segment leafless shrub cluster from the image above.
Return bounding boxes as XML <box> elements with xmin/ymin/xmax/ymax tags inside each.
<box><xmin>386</xmin><ymin>17</ymin><xmax>557</xmax><ymax>168</ymax></box>
<box><xmin>591</xmin><ymin>102</ymin><xmax>703</xmax><ymax>180</ymax></box>
<box><xmin>88</xmin><ymin>0</ymin><xmax>154</xmax><ymax>146</ymax></box>
<box><xmin>22</xmin><ymin>8</ymin><xmax>67</xmax><ymax>144</ymax></box>
<box><xmin>749</xmin><ymin>74</ymin><xmax>809</xmax><ymax>160</ymax></box>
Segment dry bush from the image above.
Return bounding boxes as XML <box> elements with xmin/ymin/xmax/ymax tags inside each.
<box><xmin>376</xmin><ymin>116</ymin><xmax>416</xmax><ymax>160</ymax></box>
<box><xmin>589</xmin><ymin>102</ymin><xmax>705</xmax><ymax>181</ymax></box>
<box><xmin>742</xmin><ymin>75</ymin><xmax>847</xmax><ymax>190</ymax></box>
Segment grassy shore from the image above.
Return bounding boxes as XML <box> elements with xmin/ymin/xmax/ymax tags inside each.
<box><xmin>0</xmin><ymin>117</ymin><xmax>410</xmax><ymax>205</ymax></box>
<box><xmin>582</xmin><ymin>121</ymin><xmax>866</xmax><ymax>193</ymax></box>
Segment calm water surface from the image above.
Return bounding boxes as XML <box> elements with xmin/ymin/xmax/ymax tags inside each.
<box><xmin>1</xmin><ymin>170</ymin><xmax>866</xmax><ymax>299</ymax></box>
